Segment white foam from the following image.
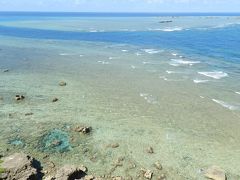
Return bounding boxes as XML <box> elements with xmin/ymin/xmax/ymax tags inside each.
<box><xmin>142</xmin><ymin>61</ymin><xmax>151</xmax><ymax>65</ymax></box>
<box><xmin>193</xmin><ymin>79</ymin><xmax>209</xmax><ymax>84</ymax></box>
<box><xmin>212</xmin><ymin>99</ymin><xmax>239</xmax><ymax>110</ymax></box>
<box><xmin>159</xmin><ymin>76</ymin><xmax>168</xmax><ymax>81</ymax></box>
<box><xmin>140</xmin><ymin>93</ymin><xmax>148</xmax><ymax>97</ymax></box>
<box><xmin>169</xmin><ymin>63</ymin><xmax>180</xmax><ymax>67</ymax></box>
<box><xmin>121</xmin><ymin>49</ymin><xmax>128</xmax><ymax>52</ymax></box>
<box><xmin>198</xmin><ymin>71</ymin><xmax>228</xmax><ymax>79</ymax></box>
<box><xmin>200</xmin><ymin>96</ymin><xmax>205</xmax><ymax>99</ymax></box>
<box><xmin>161</xmin><ymin>27</ymin><xmax>183</xmax><ymax>32</ymax></box>
<box><xmin>166</xmin><ymin>70</ymin><xmax>187</xmax><ymax>75</ymax></box>
<box><xmin>236</xmin><ymin>92</ymin><xmax>240</xmax><ymax>95</ymax></box>
<box><xmin>148</xmin><ymin>28</ymin><xmax>162</xmax><ymax>31</ymax></box>
<box><xmin>148</xmin><ymin>27</ymin><xmax>184</xmax><ymax>32</ymax></box>
<box><xmin>89</xmin><ymin>30</ymin><xmax>98</xmax><ymax>32</ymax></box>
<box><xmin>131</xmin><ymin>65</ymin><xmax>136</xmax><ymax>69</ymax></box>
<box><xmin>171</xmin><ymin>53</ymin><xmax>184</xmax><ymax>58</ymax></box>
<box><xmin>166</xmin><ymin>70</ymin><xmax>175</xmax><ymax>74</ymax></box>
<box><xmin>171</xmin><ymin>59</ymin><xmax>200</xmax><ymax>66</ymax></box>
<box><xmin>59</xmin><ymin>53</ymin><xmax>75</xmax><ymax>56</ymax></box>
<box><xmin>142</xmin><ymin>49</ymin><xmax>163</xmax><ymax>54</ymax></box>
<box><xmin>139</xmin><ymin>93</ymin><xmax>158</xmax><ymax>104</ymax></box>
<box><xmin>135</xmin><ymin>52</ymin><xmax>142</xmax><ymax>56</ymax></box>
<box><xmin>97</xmin><ymin>61</ymin><xmax>110</xmax><ymax>65</ymax></box>
<box><xmin>108</xmin><ymin>57</ymin><xmax>119</xmax><ymax>60</ymax></box>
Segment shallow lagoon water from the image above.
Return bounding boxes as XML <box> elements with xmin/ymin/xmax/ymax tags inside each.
<box><xmin>0</xmin><ymin>13</ymin><xmax>240</xmax><ymax>179</ymax></box>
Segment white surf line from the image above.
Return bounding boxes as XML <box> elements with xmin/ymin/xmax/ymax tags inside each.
<box><xmin>148</xmin><ymin>27</ymin><xmax>184</xmax><ymax>32</ymax></box>
<box><xmin>169</xmin><ymin>62</ymin><xmax>180</xmax><ymax>67</ymax></box>
<box><xmin>97</xmin><ymin>61</ymin><xmax>110</xmax><ymax>65</ymax></box>
<box><xmin>212</xmin><ymin>99</ymin><xmax>239</xmax><ymax>110</ymax></box>
<box><xmin>171</xmin><ymin>59</ymin><xmax>200</xmax><ymax>66</ymax></box>
<box><xmin>161</xmin><ymin>27</ymin><xmax>184</xmax><ymax>32</ymax></box>
<box><xmin>166</xmin><ymin>70</ymin><xmax>175</xmax><ymax>74</ymax></box>
<box><xmin>166</xmin><ymin>70</ymin><xmax>189</xmax><ymax>74</ymax></box>
<box><xmin>236</xmin><ymin>92</ymin><xmax>240</xmax><ymax>95</ymax></box>
<box><xmin>193</xmin><ymin>79</ymin><xmax>209</xmax><ymax>84</ymax></box>
<box><xmin>198</xmin><ymin>71</ymin><xmax>228</xmax><ymax>79</ymax></box>
<box><xmin>142</xmin><ymin>49</ymin><xmax>164</xmax><ymax>54</ymax></box>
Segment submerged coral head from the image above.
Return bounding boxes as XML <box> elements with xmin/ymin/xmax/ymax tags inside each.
<box><xmin>39</xmin><ymin>129</ymin><xmax>71</xmax><ymax>153</ymax></box>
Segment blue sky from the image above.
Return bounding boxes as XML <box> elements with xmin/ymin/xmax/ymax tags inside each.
<box><xmin>0</xmin><ymin>0</ymin><xmax>239</xmax><ymax>12</ymax></box>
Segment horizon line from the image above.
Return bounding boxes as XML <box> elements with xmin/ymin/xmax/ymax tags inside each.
<box><xmin>0</xmin><ymin>11</ymin><xmax>240</xmax><ymax>14</ymax></box>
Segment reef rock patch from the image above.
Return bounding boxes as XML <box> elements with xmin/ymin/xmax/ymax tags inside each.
<box><xmin>0</xmin><ymin>153</ymin><xmax>42</xmax><ymax>180</ymax></box>
<box><xmin>39</xmin><ymin>129</ymin><xmax>71</xmax><ymax>153</ymax></box>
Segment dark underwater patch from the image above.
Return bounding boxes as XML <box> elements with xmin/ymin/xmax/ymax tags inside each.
<box><xmin>38</xmin><ymin>129</ymin><xmax>71</xmax><ymax>153</ymax></box>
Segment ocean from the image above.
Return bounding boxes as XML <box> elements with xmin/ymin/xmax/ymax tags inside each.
<box><xmin>0</xmin><ymin>12</ymin><xmax>240</xmax><ymax>179</ymax></box>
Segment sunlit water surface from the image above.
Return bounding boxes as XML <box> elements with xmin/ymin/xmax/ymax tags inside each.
<box><xmin>0</xmin><ymin>13</ymin><xmax>240</xmax><ymax>179</ymax></box>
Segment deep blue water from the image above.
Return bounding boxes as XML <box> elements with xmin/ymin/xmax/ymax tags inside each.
<box><xmin>0</xmin><ymin>24</ymin><xmax>240</xmax><ymax>64</ymax></box>
<box><xmin>0</xmin><ymin>12</ymin><xmax>240</xmax><ymax>66</ymax></box>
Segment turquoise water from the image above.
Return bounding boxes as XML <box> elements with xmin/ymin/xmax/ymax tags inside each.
<box><xmin>0</xmin><ymin>13</ymin><xmax>240</xmax><ymax>179</ymax></box>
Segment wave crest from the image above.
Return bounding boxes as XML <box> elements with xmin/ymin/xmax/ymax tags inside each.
<box><xmin>198</xmin><ymin>71</ymin><xmax>228</xmax><ymax>79</ymax></box>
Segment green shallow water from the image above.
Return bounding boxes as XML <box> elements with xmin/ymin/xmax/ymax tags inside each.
<box><xmin>0</xmin><ymin>34</ymin><xmax>240</xmax><ymax>179</ymax></box>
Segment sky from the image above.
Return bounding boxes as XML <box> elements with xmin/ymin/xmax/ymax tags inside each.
<box><xmin>0</xmin><ymin>0</ymin><xmax>240</xmax><ymax>12</ymax></box>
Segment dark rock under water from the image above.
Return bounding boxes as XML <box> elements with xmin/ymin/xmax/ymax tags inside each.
<box><xmin>38</xmin><ymin>129</ymin><xmax>71</xmax><ymax>153</ymax></box>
